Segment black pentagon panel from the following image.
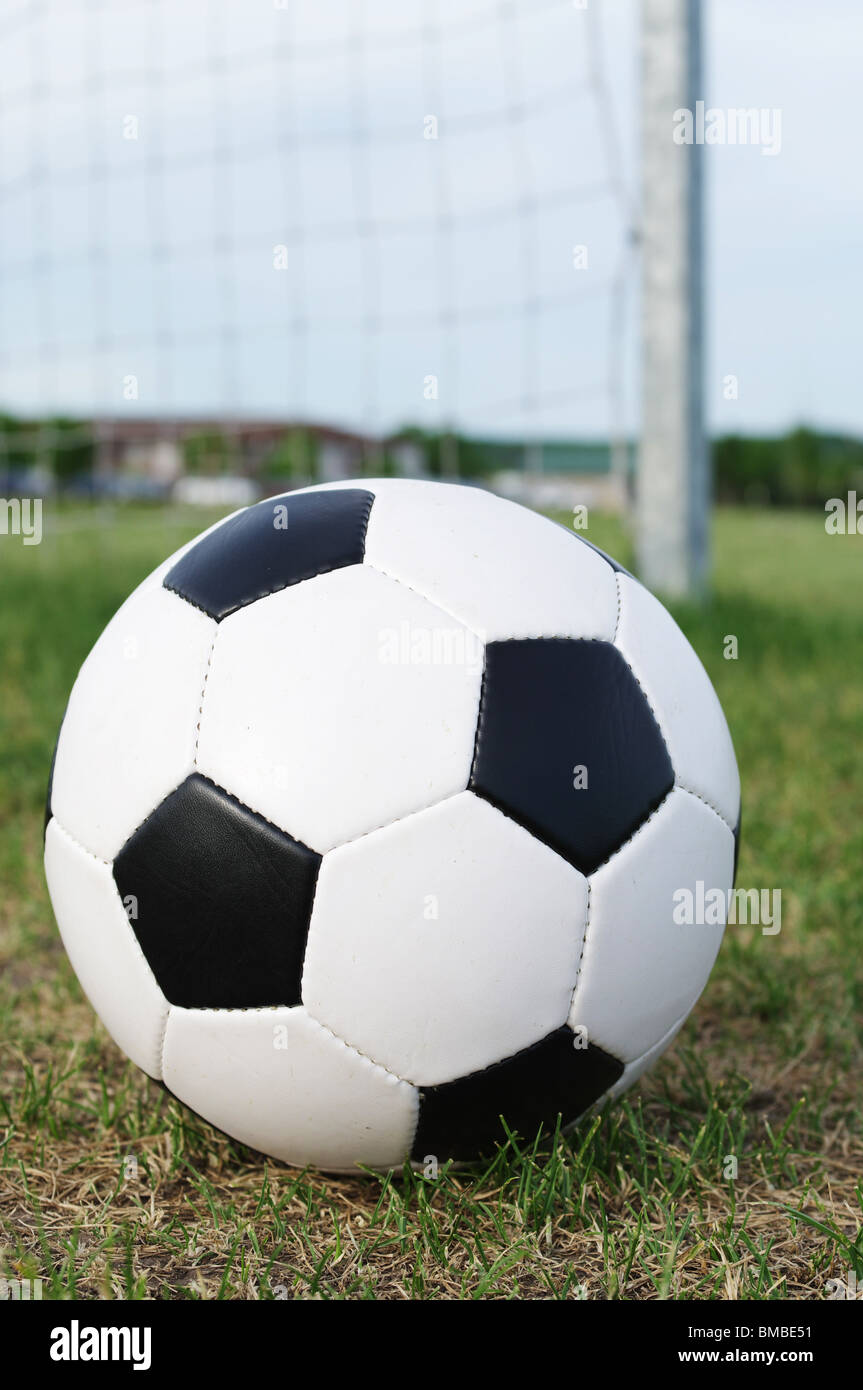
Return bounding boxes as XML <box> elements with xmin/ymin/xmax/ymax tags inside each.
<box><xmin>164</xmin><ymin>487</ymin><xmax>375</xmax><ymax>620</ymax></box>
<box><xmin>732</xmin><ymin>803</ymin><xmax>742</xmax><ymax>885</ymax></box>
<box><xmin>113</xmin><ymin>773</ymin><xmax>320</xmax><ymax>1009</ymax></box>
<box><xmin>470</xmin><ymin>638</ymin><xmax>674</xmax><ymax>875</ymax></box>
<box><xmin>411</xmin><ymin>1027</ymin><xmax>623</xmax><ymax>1163</ymax></box>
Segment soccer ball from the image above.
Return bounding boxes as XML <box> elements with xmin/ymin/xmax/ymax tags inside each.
<box><xmin>44</xmin><ymin>480</ymin><xmax>740</xmax><ymax>1171</ymax></box>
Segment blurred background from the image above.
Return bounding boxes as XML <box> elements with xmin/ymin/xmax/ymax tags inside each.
<box><xmin>1</xmin><ymin>0</ymin><xmax>861</xmax><ymax>546</ymax></box>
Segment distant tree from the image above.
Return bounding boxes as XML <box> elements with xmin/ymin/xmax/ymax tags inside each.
<box><xmin>263</xmin><ymin>428</ymin><xmax>318</xmax><ymax>481</ymax></box>
<box><xmin>48</xmin><ymin>418</ymin><xmax>95</xmax><ymax>484</ymax></box>
<box><xmin>714</xmin><ymin>427</ymin><xmax>863</xmax><ymax>506</ymax></box>
<box><xmin>184</xmin><ymin>430</ymin><xmax>236</xmax><ymax>476</ymax></box>
<box><xmin>0</xmin><ymin>414</ymin><xmax>33</xmax><ymax>475</ymax></box>
<box><xmin>0</xmin><ymin>414</ymin><xmax>94</xmax><ymax>485</ymax></box>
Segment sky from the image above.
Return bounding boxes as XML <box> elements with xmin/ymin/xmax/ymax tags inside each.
<box><xmin>0</xmin><ymin>0</ymin><xmax>860</xmax><ymax>440</ymax></box>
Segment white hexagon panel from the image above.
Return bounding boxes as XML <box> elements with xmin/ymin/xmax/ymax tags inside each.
<box><xmin>301</xmin><ymin>790</ymin><xmax>589</xmax><ymax>1085</ymax></box>
<box><xmin>613</xmin><ymin>573</ymin><xmax>741</xmax><ymax>829</ymax></box>
<box><xmin>50</xmin><ymin>583</ymin><xmax>216</xmax><ymax>861</ymax></box>
<box><xmin>44</xmin><ymin>818</ymin><xmax>169</xmax><ymax>1077</ymax></box>
<box><xmin>162</xmin><ymin>1005</ymin><xmax>418</xmax><ymax>1173</ymax></box>
<box><xmin>354</xmin><ymin>477</ymin><xmax>619</xmax><ymax>642</ymax></box>
<box><xmin>568</xmin><ymin>788</ymin><xmax>736</xmax><ymax>1065</ymax></box>
<box><xmin>196</xmin><ymin>563</ymin><xmax>483</xmax><ymax>853</ymax></box>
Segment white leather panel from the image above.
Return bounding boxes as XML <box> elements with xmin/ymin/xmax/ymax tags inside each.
<box><xmin>605</xmin><ymin>1014</ymin><xmax>688</xmax><ymax>1101</ymax></box>
<box><xmin>568</xmin><ymin>787</ymin><xmax>734</xmax><ymax>1063</ymax></box>
<box><xmin>196</xmin><ymin>564</ymin><xmax>482</xmax><ymax>853</ymax></box>
<box><xmin>44</xmin><ymin>818</ymin><xmax>169</xmax><ymax>1078</ymax></box>
<box><xmin>305</xmin><ymin>478</ymin><xmax>619</xmax><ymax>642</ymax></box>
<box><xmin>614</xmin><ymin>574</ymin><xmax>740</xmax><ymax>829</ymax></box>
<box><xmin>162</xmin><ymin>1004</ymin><xmax>418</xmax><ymax>1172</ymax></box>
<box><xmin>51</xmin><ymin>584</ymin><xmax>216</xmax><ymax>861</ymax></box>
<box><xmin>303</xmin><ymin>791</ymin><xmax>588</xmax><ymax>1086</ymax></box>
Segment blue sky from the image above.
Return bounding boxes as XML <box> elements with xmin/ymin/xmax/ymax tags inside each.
<box><xmin>0</xmin><ymin>0</ymin><xmax>860</xmax><ymax>439</ymax></box>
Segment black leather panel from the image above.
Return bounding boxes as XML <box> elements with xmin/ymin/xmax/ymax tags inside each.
<box><xmin>470</xmin><ymin>638</ymin><xmax>674</xmax><ymax>875</ymax></box>
<box><xmin>113</xmin><ymin>774</ymin><xmax>320</xmax><ymax>1008</ymax></box>
<box><xmin>733</xmin><ymin>803</ymin><xmax>742</xmax><ymax>885</ymax></box>
<box><xmin>164</xmin><ymin>488</ymin><xmax>375</xmax><ymax>620</ymax></box>
<box><xmin>411</xmin><ymin>1026</ymin><xmax>623</xmax><ymax>1162</ymax></box>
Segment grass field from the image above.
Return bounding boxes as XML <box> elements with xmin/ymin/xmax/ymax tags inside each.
<box><xmin>1</xmin><ymin>502</ymin><xmax>861</xmax><ymax>1300</ymax></box>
